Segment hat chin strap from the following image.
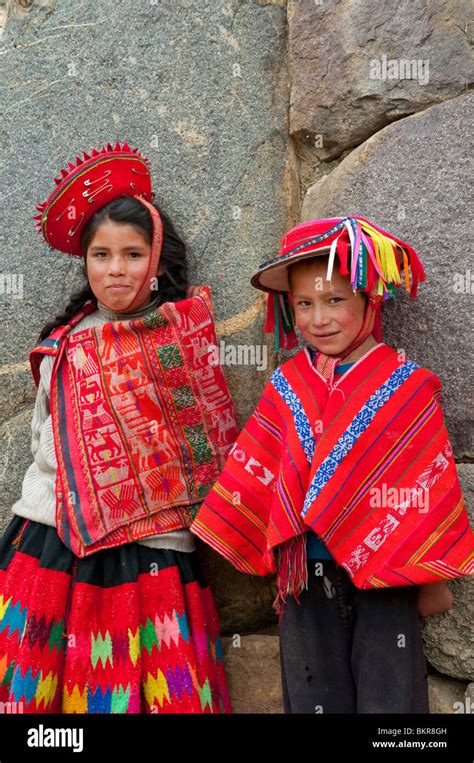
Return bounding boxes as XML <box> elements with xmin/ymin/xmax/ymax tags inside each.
<box><xmin>341</xmin><ymin>297</ymin><xmax>381</xmax><ymax>359</ymax></box>
<box><xmin>119</xmin><ymin>195</ymin><xmax>164</xmax><ymax>313</ymax></box>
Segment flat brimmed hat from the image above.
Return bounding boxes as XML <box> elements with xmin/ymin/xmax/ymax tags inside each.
<box><xmin>251</xmin><ymin>218</ymin><xmax>340</xmax><ymax>293</ymax></box>
<box><xmin>252</xmin><ymin>216</ymin><xmax>425</xmax><ymax>351</ymax></box>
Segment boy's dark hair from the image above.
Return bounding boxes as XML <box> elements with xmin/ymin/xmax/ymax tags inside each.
<box><xmin>287</xmin><ymin>253</ymin><xmax>330</xmax><ymax>291</ymax></box>
<box><xmin>287</xmin><ymin>254</ymin><xmax>368</xmax><ymax>303</ymax></box>
<box><xmin>37</xmin><ymin>197</ymin><xmax>189</xmax><ymax>342</ymax></box>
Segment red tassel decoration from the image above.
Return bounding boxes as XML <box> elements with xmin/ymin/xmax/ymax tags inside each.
<box><xmin>273</xmin><ymin>534</ymin><xmax>309</xmax><ymax>619</ymax></box>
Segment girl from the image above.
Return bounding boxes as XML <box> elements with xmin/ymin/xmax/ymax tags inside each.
<box><xmin>0</xmin><ymin>141</ymin><xmax>239</xmax><ymax>713</ymax></box>
<box><xmin>190</xmin><ymin>216</ymin><xmax>474</xmax><ymax>713</ymax></box>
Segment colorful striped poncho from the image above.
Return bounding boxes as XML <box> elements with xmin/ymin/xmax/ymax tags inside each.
<box><xmin>190</xmin><ymin>343</ymin><xmax>474</xmax><ymax>614</ymax></box>
<box><xmin>29</xmin><ymin>285</ymin><xmax>240</xmax><ymax>558</ymax></box>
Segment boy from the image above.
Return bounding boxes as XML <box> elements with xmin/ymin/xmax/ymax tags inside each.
<box><xmin>190</xmin><ymin>216</ymin><xmax>474</xmax><ymax>713</ymax></box>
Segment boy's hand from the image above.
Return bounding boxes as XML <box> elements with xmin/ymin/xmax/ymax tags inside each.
<box><xmin>417</xmin><ymin>581</ymin><xmax>453</xmax><ymax>617</ymax></box>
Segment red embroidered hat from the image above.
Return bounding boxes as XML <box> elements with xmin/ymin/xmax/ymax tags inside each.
<box><xmin>33</xmin><ymin>140</ymin><xmax>164</xmax><ymax>312</ymax></box>
<box><xmin>251</xmin><ymin>216</ymin><xmax>426</xmax><ymax>351</ymax></box>
<box><xmin>33</xmin><ymin>141</ymin><xmax>155</xmax><ymax>257</ymax></box>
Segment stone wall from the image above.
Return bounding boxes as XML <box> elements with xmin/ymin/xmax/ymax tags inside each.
<box><xmin>0</xmin><ymin>0</ymin><xmax>472</xmax><ymax>713</ymax></box>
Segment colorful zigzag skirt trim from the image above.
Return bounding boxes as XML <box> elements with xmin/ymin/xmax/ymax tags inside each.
<box><xmin>0</xmin><ymin>516</ymin><xmax>232</xmax><ymax>713</ymax></box>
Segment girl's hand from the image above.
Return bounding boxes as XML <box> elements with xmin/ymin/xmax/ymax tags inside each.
<box><xmin>417</xmin><ymin>581</ymin><xmax>453</xmax><ymax>618</ymax></box>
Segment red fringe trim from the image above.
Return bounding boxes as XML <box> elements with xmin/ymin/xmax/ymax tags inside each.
<box><xmin>273</xmin><ymin>534</ymin><xmax>309</xmax><ymax>620</ymax></box>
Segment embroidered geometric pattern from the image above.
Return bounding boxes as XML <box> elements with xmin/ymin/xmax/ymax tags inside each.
<box><xmin>28</xmin><ymin>286</ymin><xmax>239</xmax><ymax>558</ymax></box>
<box><xmin>0</xmin><ymin>589</ymin><xmax>228</xmax><ymax>713</ymax></box>
<box><xmin>302</xmin><ymin>361</ymin><xmax>419</xmax><ymax>515</ymax></box>
<box><xmin>271</xmin><ymin>367</ymin><xmax>315</xmax><ymax>465</ymax></box>
<box><xmin>345</xmin><ymin>441</ymin><xmax>454</xmax><ymax>577</ymax></box>
<box><xmin>191</xmin><ymin>344</ymin><xmax>474</xmax><ymax>600</ymax></box>
<box><xmin>0</xmin><ymin>522</ymin><xmax>232</xmax><ymax>714</ymax></box>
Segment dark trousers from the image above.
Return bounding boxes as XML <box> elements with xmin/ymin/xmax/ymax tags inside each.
<box><xmin>279</xmin><ymin>560</ymin><xmax>429</xmax><ymax>713</ymax></box>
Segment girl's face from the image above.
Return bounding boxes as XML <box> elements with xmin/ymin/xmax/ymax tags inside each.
<box><xmin>85</xmin><ymin>219</ymin><xmax>164</xmax><ymax>312</ymax></box>
<box><xmin>288</xmin><ymin>257</ymin><xmax>367</xmax><ymax>356</ymax></box>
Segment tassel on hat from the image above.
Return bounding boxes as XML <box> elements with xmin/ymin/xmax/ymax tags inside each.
<box><xmin>263</xmin><ymin>292</ymin><xmax>299</xmax><ymax>352</ymax></box>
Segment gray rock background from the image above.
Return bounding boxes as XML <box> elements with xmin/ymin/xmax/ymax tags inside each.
<box><xmin>0</xmin><ymin>0</ymin><xmax>472</xmax><ymax>712</ymax></box>
<box><xmin>288</xmin><ymin>0</ymin><xmax>473</xmax><ymax>160</ymax></box>
<box><xmin>421</xmin><ymin>465</ymin><xmax>474</xmax><ymax>682</ymax></box>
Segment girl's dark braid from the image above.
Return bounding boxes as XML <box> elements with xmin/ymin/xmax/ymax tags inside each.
<box><xmin>38</xmin><ymin>283</ymin><xmax>96</xmax><ymax>342</ymax></box>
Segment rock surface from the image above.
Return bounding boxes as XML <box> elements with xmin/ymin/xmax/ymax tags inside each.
<box><xmin>222</xmin><ymin>634</ymin><xmax>283</xmax><ymax>713</ymax></box>
<box><xmin>288</xmin><ymin>0</ymin><xmax>472</xmax><ymax>159</ymax></box>
<box><xmin>427</xmin><ymin>674</ymin><xmax>471</xmax><ymax>714</ymax></box>
<box><xmin>421</xmin><ymin>464</ymin><xmax>474</xmax><ymax>681</ymax></box>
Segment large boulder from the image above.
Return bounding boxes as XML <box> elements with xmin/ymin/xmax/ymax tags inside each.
<box><xmin>288</xmin><ymin>0</ymin><xmax>472</xmax><ymax>159</ymax></box>
<box><xmin>421</xmin><ymin>465</ymin><xmax>474</xmax><ymax>681</ymax></box>
<box><xmin>197</xmin><ymin>542</ymin><xmax>278</xmax><ymax>634</ymax></box>
<box><xmin>222</xmin><ymin>633</ymin><xmax>283</xmax><ymax>713</ymax></box>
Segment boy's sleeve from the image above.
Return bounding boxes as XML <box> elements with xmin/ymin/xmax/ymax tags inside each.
<box><xmin>191</xmin><ymin>378</ymin><xmax>283</xmax><ymax>576</ymax></box>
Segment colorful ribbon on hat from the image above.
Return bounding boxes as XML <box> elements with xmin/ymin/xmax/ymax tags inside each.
<box><xmin>263</xmin><ymin>292</ymin><xmax>299</xmax><ymax>352</ymax></box>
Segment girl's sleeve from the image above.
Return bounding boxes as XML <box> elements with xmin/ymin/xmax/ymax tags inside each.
<box><xmin>11</xmin><ymin>357</ymin><xmax>57</xmax><ymax>528</ymax></box>
<box><xmin>190</xmin><ymin>379</ymin><xmax>283</xmax><ymax>576</ymax></box>
<box><xmin>29</xmin><ymin>358</ymin><xmax>52</xmax><ymax>459</ymax></box>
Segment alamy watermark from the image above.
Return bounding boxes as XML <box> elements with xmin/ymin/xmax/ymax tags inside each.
<box><xmin>206</xmin><ymin>340</ymin><xmax>267</xmax><ymax>371</ymax></box>
<box><xmin>27</xmin><ymin>724</ymin><xmax>84</xmax><ymax>753</ymax></box>
<box><xmin>0</xmin><ymin>699</ymin><xmax>24</xmax><ymax>713</ymax></box>
<box><xmin>453</xmin><ymin>270</ymin><xmax>473</xmax><ymax>294</ymax></box>
<box><xmin>369</xmin><ymin>54</ymin><xmax>430</xmax><ymax>85</ymax></box>
<box><xmin>0</xmin><ymin>272</ymin><xmax>24</xmax><ymax>300</ymax></box>
<box><xmin>370</xmin><ymin>484</ymin><xmax>429</xmax><ymax>513</ymax></box>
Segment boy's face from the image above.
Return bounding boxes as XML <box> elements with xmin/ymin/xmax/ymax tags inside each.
<box><xmin>288</xmin><ymin>257</ymin><xmax>367</xmax><ymax>355</ymax></box>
